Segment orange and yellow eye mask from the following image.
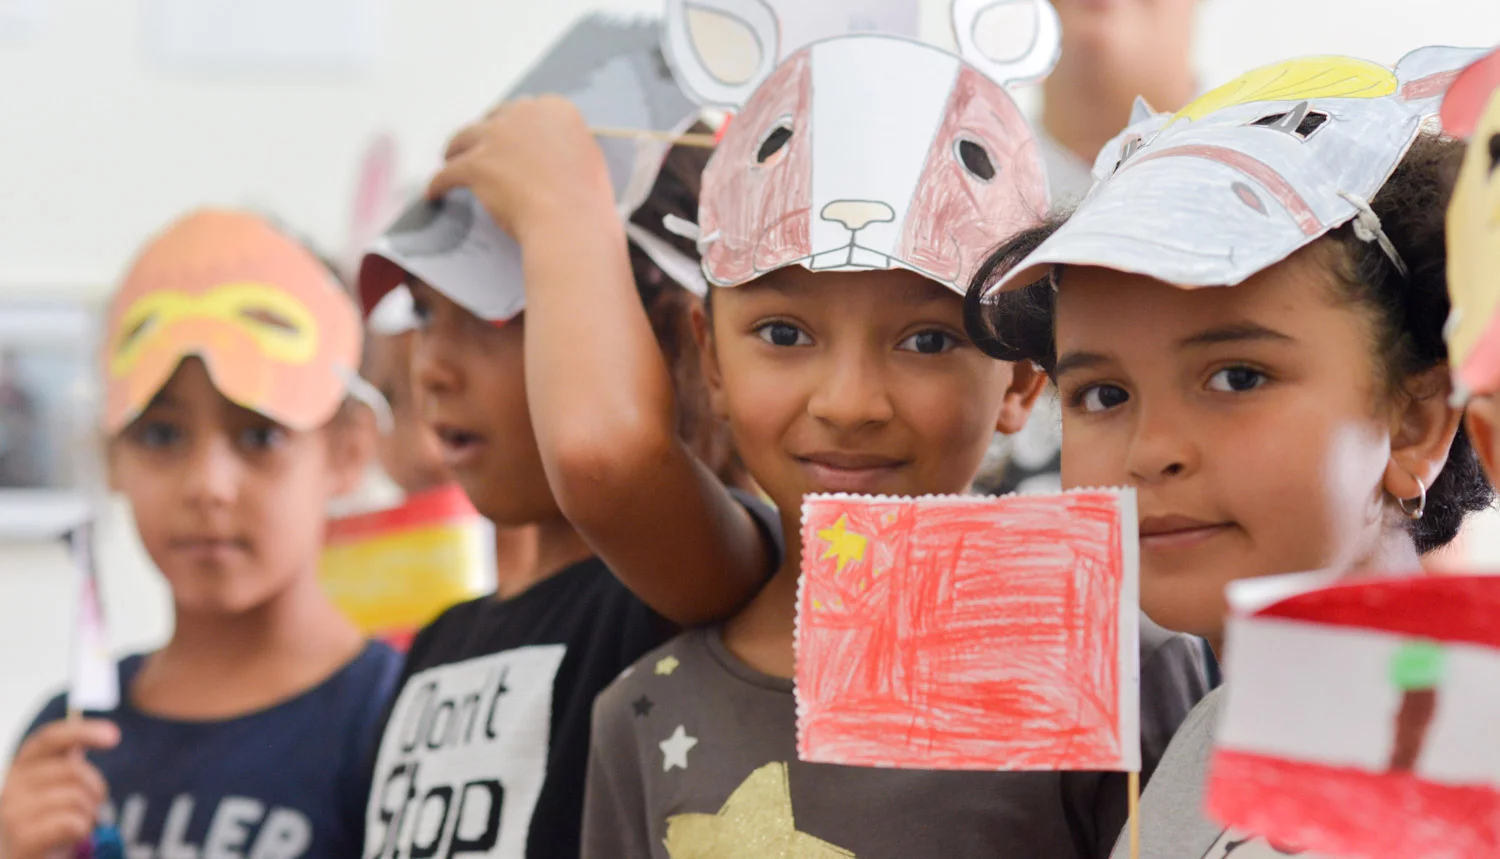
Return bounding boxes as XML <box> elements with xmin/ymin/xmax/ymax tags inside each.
<box><xmin>103</xmin><ymin>209</ymin><xmax>362</xmax><ymax>434</ymax></box>
<box><xmin>1443</xmin><ymin>47</ymin><xmax>1500</xmax><ymax>403</ymax></box>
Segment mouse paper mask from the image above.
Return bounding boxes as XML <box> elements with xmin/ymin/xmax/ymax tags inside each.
<box><xmin>987</xmin><ymin>47</ymin><xmax>1486</xmax><ymax>295</ymax></box>
<box><xmin>1442</xmin><ymin>47</ymin><xmax>1500</xmax><ymax>404</ymax></box>
<box><xmin>360</xmin><ymin>14</ymin><xmax>701</xmax><ymax>321</ymax></box>
<box><xmin>662</xmin><ymin>0</ymin><xmax>1058</xmax><ymax>294</ymax></box>
<box><xmin>104</xmin><ymin>209</ymin><xmax>362</xmax><ymax>434</ymax></box>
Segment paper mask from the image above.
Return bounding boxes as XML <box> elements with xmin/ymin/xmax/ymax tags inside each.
<box><xmin>1207</xmin><ymin>572</ymin><xmax>1500</xmax><ymax>859</ymax></box>
<box><xmin>662</xmin><ymin>0</ymin><xmax>1057</xmax><ymax>294</ymax></box>
<box><xmin>359</xmin><ymin>14</ymin><xmax>701</xmax><ymax>321</ymax></box>
<box><xmin>321</xmin><ymin>484</ymin><xmax>494</xmax><ymax>651</ymax></box>
<box><xmin>1443</xmin><ymin>47</ymin><xmax>1500</xmax><ymax>403</ymax></box>
<box><xmin>988</xmin><ymin>47</ymin><xmax>1484</xmax><ymax>295</ymax></box>
<box><xmin>103</xmin><ymin>209</ymin><xmax>361</xmax><ymax>434</ymax></box>
<box><xmin>795</xmin><ymin>489</ymin><xmax>1141</xmax><ymax>772</ymax></box>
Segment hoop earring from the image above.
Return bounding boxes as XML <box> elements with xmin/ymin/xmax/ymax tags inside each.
<box><xmin>1397</xmin><ymin>477</ymin><xmax>1427</xmax><ymax>521</ymax></box>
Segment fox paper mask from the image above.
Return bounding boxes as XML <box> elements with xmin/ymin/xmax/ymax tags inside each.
<box><xmin>662</xmin><ymin>0</ymin><xmax>1060</xmax><ymax>294</ymax></box>
<box><xmin>104</xmin><ymin>209</ymin><xmax>361</xmax><ymax>434</ymax></box>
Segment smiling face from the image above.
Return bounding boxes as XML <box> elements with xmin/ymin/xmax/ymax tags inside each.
<box><xmin>703</xmin><ymin>268</ymin><xmax>1036</xmax><ymax>527</ymax></box>
<box><xmin>406</xmin><ymin>280</ymin><xmax>556</xmax><ymax>526</ymax></box>
<box><xmin>109</xmin><ymin>359</ymin><xmax>363</xmax><ymax>617</ymax></box>
<box><xmin>1054</xmin><ymin>246</ymin><xmax>1403</xmax><ymax>640</ymax></box>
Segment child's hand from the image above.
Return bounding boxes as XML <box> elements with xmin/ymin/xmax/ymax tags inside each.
<box><xmin>0</xmin><ymin>719</ymin><xmax>119</xmax><ymax>859</ymax></box>
<box><xmin>428</xmin><ymin>96</ymin><xmax>618</xmax><ymax>246</ymax></box>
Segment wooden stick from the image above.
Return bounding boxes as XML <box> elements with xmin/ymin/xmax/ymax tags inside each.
<box><xmin>1129</xmin><ymin>769</ymin><xmax>1141</xmax><ymax>859</ymax></box>
<box><xmin>592</xmin><ymin>127</ymin><xmax>718</xmax><ymax>148</ymax></box>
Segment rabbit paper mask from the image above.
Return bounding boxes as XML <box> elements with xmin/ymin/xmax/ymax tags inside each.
<box><xmin>1442</xmin><ymin>47</ymin><xmax>1500</xmax><ymax>404</ymax></box>
<box><xmin>104</xmin><ymin>210</ymin><xmax>362</xmax><ymax>434</ymax></box>
<box><xmin>662</xmin><ymin>0</ymin><xmax>1059</xmax><ymax>294</ymax></box>
<box><xmin>986</xmin><ymin>46</ymin><xmax>1486</xmax><ymax>295</ymax></box>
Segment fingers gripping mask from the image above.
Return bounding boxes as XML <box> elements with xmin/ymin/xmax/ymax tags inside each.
<box><xmin>661</xmin><ymin>0</ymin><xmax>1058</xmax><ymax>294</ymax></box>
<box><xmin>988</xmin><ymin>46</ymin><xmax>1489</xmax><ymax>295</ymax></box>
<box><xmin>1441</xmin><ymin>47</ymin><xmax>1500</xmax><ymax>404</ymax></box>
<box><xmin>104</xmin><ymin>209</ymin><xmax>362</xmax><ymax>434</ymax></box>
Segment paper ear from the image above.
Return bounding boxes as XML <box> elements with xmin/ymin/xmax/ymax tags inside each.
<box><xmin>951</xmin><ymin>0</ymin><xmax>1061</xmax><ymax>88</ymax></box>
<box><xmin>1395</xmin><ymin>45</ymin><xmax>1491</xmax><ymax>115</ymax></box>
<box><xmin>1441</xmin><ymin>47</ymin><xmax>1500</xmax><ymax>139</ymax></box>
<box><xmin>1129</xmin><ymin>95</ymin><xmax>1156</xmax><ymax>126</ymax></box>
<box><xmin>662</xmin><ymin>0</ymin><xmax>781</xmax><ymax>109</ymax></box>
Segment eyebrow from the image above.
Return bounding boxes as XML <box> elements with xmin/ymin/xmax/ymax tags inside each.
<box><xmin>1176</xmin><ymin>322</ymin><xmax>1295</xmax><ymax>349</ymax></box>
<box><xmin>1053</xmin><ymin>351</ymin><xmax>1110</xmax><ymax>378</ymax></box>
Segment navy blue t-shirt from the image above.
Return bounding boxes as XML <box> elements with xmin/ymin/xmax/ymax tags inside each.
<box><xmin>26</xmin><ymin>642</ymin><xmax>401</xmax><ymax>859</ymax></box>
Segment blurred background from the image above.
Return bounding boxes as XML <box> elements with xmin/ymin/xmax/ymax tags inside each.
<box><xmin>1</xmin><ymin>0</ymin><xmax>1497</xmax><ymax>761</ymax></box>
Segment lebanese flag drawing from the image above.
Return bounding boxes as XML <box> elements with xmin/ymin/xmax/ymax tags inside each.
<box><xmin>1208</xmin><ymin>573</ymin><xmax>1500</xmax><ymax>859</ymax></box>
<box><xmin>795</xmin><ymin>489</ymin><xmax>1140</xmax><ymax>771</ymax></box>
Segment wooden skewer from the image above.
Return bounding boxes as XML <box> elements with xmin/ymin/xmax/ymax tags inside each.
<box><xmin>1128</xmin><ymin>769</ymin><xmax>1141</xmax><ymax>859</ymax></box>
<box><xmin>592</xmin><ymin>127</ymin><xmax>718</xmax><ymax>148</ymax></box>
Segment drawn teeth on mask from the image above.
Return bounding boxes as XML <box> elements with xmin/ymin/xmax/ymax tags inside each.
<box><xmin>848</xmin><ymin>247</ymin><xmax>891</xmax><ymax>269</ymax></box>
<box><xmin>811</xmin><ymin>248</ymin><xmax>854</xmax><ymax>269</ymax></box>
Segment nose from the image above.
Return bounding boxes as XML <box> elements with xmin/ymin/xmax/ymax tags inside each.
<box><xmin>183</xmin><ymin>435</ymin><xmax>242</xmax><ymax>509</ymax></box>
<box><xmin>411</xmin><ymin>327</ymin><xmax>464</xmax><ymax>400</ymax></box>
<box><xmin>820</xmin><ymin>200</ymin><xmax>896</xmax><ymax>231</ymax></box>
<box><xmin>1125</xmin><ymin>405</ymin><xmax>1199</xmax><ymax>484</ymax></box>
<box><xmin>807</xmin><ymin>347</ymin><xmax>896</xmax><ymax>431</ymax></box>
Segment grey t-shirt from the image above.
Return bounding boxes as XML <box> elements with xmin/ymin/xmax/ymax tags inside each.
<box><xmin>1109</xmin><ymin>687</ymin><xmax>1333</xmax><ymax>859</ymax></box>
<box><xmin>583</xmin><ymin>615</ymin><xmax>1208</xmax><ymax>859</ymax></box>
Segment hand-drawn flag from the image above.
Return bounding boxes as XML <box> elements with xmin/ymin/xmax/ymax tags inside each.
<box><xmin>68</xmin><ymin>521</ymin><xmax>119</xmax><ymax>713</ymax></box>
<box><xmin>795</xmin><ymin>490</ymin><xmax>1140</xmax><ymax>771</ymax></box>
<box><xmin>320</xmin><ymin>484</ymin><xmax>495</xmax><ymax>651</ymax></box>
<box><xmin>1208</xmin><ymin>573</ymin><xmax>1500</xmax><ymax>859</ymax></box>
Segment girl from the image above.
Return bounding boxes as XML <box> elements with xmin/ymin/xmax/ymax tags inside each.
<box><xmin>967</xmin><ymin>49</ymin><xmax>1495</xmax><ymax>858</ymax></box>
<box><xmin>0</xmin><ymin>210</ymin><xmax>402</xmax><ymax>859</ymax></box>
<box><xmin>431</xmin><ymin>3</ymin><xmax>1208</xmax><ymax>857</ymax></box>
<box><xmin>356</xmin><ymin>128</ymin><xmax>778</xmax><ymax>859</ymax></box>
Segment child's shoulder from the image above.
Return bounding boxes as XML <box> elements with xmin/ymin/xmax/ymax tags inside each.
<box><xmin>591</xmin><ymin>627</ymin><xmax>717</xmax><ymax>722</ymax></box>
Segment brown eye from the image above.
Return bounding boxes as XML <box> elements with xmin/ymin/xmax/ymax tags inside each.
<box><xmin>956</xmin><ymin>138</ymin><xmax>996</xmax><ymax>181</ymax></box>
<box><xmin>757</xmin><ymin>124</ymin><xmax>793</xmax><ymax>164</ymax></box>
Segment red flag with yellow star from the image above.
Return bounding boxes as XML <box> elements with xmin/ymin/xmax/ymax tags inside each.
<box><xmin>795</xmin><ymin>490</ymin><xmax>1140</xmax><ymax>771</ymax></box>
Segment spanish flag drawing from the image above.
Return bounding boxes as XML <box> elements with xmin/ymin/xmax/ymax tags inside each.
<box><xmin>320</xmin><ymin>484</ymin><xmax>494</xmax><ymax>651</ymax></box>
<box><xmin>1208</xmin><ymin>573</ymin><xmax>1500</xmax><ymax>859</ymax></box>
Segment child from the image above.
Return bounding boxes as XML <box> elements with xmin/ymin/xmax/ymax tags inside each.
<box><xmin>968</xmin><ymin>49</ymin><xmax>1495</xmax><ymax>858</ymax></box>
<box><xmin>431</xmin><ymin>3</ymin><xmax>1208</xmax><ymax>858</ymax></box>
<box><xmin>355</xmin><ymin>21</ymin><xmax>777</xmax><ymax>858</ymax></box>
<box><xmin>0</xmin><ymin>210</ymin><xmax>402</xmax><ymax>859</ymax></box>
<box><xmin>1444</xmin><ymin>47</ymin><xmax>1500</xmax><ymax>488</ymax></box>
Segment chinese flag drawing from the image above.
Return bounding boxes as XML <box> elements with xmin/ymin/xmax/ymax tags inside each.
<box><xmin>1209</xmin><ymin>573</ymin><xmax>1500</xmax><ymax>859</ymax></box>
<box><xmin>795</xmin><ymin>490</ymin><xmax>1140</xmax><ymax>771</ymax></box>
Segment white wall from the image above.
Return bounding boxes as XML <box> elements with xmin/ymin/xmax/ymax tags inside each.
<box><xmin>2</xmin><ymin>0</ymin><xmax>1498</xmax><ymax>766</ymax></box>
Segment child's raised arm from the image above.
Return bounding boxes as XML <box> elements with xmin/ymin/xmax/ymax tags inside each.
<box><xmin>428</xmin><ymin>97</ymin><xmax>770</xmax><ymax>626</ymax></box>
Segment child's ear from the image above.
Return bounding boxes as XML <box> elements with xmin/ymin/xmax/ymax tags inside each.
<box><xmin>1465</xmin><ymin>394</ymin><xmax>1500</xmax><ymax>485</ymax></box>
<box><xmin>327</xmin><ymin>404</ymin><xmax>377</xmax><ymax>498</ymax></box>
<box><xmin>994</xmin><ymin>361</ymin><xmax>1047</xmax><ymax>435</ymax></box>
<box><xmin>691</xmin><ymin>301</ymin><xmax>729</xmax><ymax>420</ymax></box>
<box><xmin>1383</xmin><ymin>366</ymin><xmax>1463</xmax><ymax>503</ymax></box>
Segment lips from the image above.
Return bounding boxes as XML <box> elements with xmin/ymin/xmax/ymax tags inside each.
<box><xmin>795</xmin><ymin>451</ymin><xmax>908</xmax><ymax>494</ymax></box>
<box><xmin>1138</xmin><ymin>514</ymin><xmax>1234</xmax><ymax>551</ymax></box>
<box><xmin>433</xmin><ymin>424</ymin><xmax>486</xmax><ymax>469</ymax></box>
<box><xmin>170</xmin><ymin>537</ymin><xmax>249</xmax><ymax>563</ymax></box>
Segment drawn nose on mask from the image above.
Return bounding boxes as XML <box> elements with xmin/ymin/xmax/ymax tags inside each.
<box><xmin>820</xmin><ymin>200</ymin><xmax>896</xmax><ymax>231</ymax></box>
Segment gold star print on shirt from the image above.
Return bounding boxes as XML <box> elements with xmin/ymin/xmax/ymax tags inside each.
<box><xmin>664</xmin><ymin>762</ymin><xmax>855</xmax><ymax>858</ymax></box>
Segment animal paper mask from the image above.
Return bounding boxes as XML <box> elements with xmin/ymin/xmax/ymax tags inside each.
<box><xmin>104</xmin><ymin>209</ymin><xmax>362</xmax><ymax>434</ymax></box>
<box><xmin>987</xmin><ymin>47</ymin><xmax>1485</xmax><ymax>295</ymax></box>
<box><xmin>1443</xmin><ymin>47</ymin><xmax>1500</xmax><ymax>404</ymax></box>
<box><xmin>662</xmin><ymin>0</ymin><xmax>1058</xmax><ymax>293</ymax></box>
<box><xmin>359</xmin><ymin>14</ymin><xmax>701</xmax><ymax>321</ymax></box>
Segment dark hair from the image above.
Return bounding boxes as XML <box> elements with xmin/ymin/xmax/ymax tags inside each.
<box><xmin>963</xmin><ymin>133</ymin><xmax>1494</xmax><ymax>552</ymax></box>
<box><xmin>628</xmin><ymin>125</ymin><xmax>748</xmax><ymax>489</ymax></box>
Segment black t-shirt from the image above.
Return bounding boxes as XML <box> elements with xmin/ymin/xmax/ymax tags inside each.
<box><xmin>28</xmin><ymin>642</ymin><xmax>402</xmax><ymax>859</ymax></box>
<box><xmin>363</xmin><ymin>495</ymin><xmax>781</xmax><ymax>859</ymax></box>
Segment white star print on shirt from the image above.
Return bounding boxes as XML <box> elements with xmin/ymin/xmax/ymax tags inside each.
<box><xmin>659</xmin><ymin>725</ymin><xmax>699</xmax><ymax>772</ymax></box>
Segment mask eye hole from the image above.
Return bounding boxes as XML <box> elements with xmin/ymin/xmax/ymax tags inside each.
<box><xmin>240</xmin><ymin>307</ymin><xmax>298</xmax><ymax>333</ymax></box>
<box><xmin>117</xmin><ymin>315</ymin><xmax>155</xmax><ymax>352</ymax></box>
<box><xmin>954</xmin><ymin>136</ymin><xmax>997</xmax><ymax>182</ymax></box>
<box><xmin>1488</xmin><ymin>133</ymin><xmax>1500</xmax><ymax>175</ymax></box>
<box><xmin>756</xmin><ymin>120</ymin><xmax>794</xmax><ymax>165</ymax></box>
<box><xmin>1250</xmin><ymin>107</ymin><xmax>1329</xmax><ymax>140</ymax></box>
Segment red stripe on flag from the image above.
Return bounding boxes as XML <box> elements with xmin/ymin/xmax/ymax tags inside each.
<box><xmin>1254</xmin><ymin>574</ymin><xmax>1500</xmax><ymax>650</ymax></box>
